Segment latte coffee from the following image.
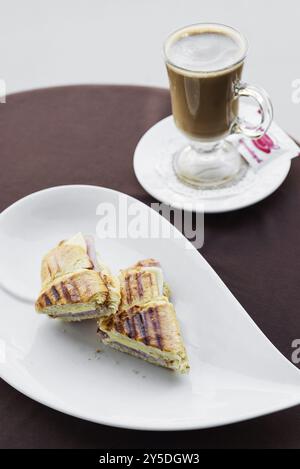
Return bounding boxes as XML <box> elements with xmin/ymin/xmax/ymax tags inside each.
<box><xmin>165</xmin><ymin>24</ymin><xmax>248</xmax><ymax>141</ymax></box>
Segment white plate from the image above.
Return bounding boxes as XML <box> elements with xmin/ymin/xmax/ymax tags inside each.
<box><xmin>0</xmin><ymin>185</ymin><xmax>299</xmax><ymax>431</ymax></box>
<box><xmin>133</xmin><ymin>116</ymin><xmax>291</xmax><ymax>213</ymax></box>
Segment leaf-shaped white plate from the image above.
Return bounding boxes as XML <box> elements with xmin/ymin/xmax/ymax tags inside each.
<box><xmin>0</xmin><ymin>185</ymin><xmax>299</xmax><ymax>430</ymax></box>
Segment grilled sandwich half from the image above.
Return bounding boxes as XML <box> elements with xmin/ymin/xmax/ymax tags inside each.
<box><xmin>119</xmin><ymin>258</ymin><xmax>170</xmax><ymax>310</ymax></box>
<box><xmin>35</xmin><ymin>233</ymin><xmax>120</xmax><ymax>321</ymax></box>
<box><xmin>98</xmin><ymin>299</ymin><xmax>189</xmax><ymax>373</ymax></box>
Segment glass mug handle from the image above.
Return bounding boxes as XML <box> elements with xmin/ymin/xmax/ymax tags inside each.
<box><xmin>232</xmin><ymin>82</ymin><xmax>274</xmax><ymax>139</ymax></box>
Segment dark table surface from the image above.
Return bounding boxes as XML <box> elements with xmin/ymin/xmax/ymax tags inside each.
<box><xmin>0</xmin><ymin>85</ymin><xmax>300</xmax><ymax>449</ymax></box>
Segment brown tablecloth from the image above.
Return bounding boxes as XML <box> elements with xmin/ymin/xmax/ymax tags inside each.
<box><xmin>0</xmin><ymin>85</ymin><xmax>300</xmax><ymax>449</ymax></box>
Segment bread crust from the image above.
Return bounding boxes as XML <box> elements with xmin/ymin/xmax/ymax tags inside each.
<box><xmin>98</xmin><ymin>299</ymin><xmax>189</xmax><ymax>372</ymax></box>
<box><xmin>41</xmin><ymin>243</ymin><xmax>92</xmax><ymax>288</ymax></box>
<box><xmin>35</xmin><ymin>234</ymin><xmax>121</xmax><ymax>318</ymax></box>
<box><xmin>100</xmin><ymin>300</ymin><xmax>184</xmax><ymax>354</ymax></box>
<box><xmin>119</xmin><ymin>258</ymin><xmax>169</xmax><ymax>310</ymax></box>
<box><xmin>36</xmin><ymin>269</ymin><xmax>108</xmax><ymax>311</ymax></box>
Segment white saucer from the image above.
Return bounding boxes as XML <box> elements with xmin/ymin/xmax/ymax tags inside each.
<box><xmin>0</xmin><ymin>185</ymin><xmax>300</xmax><ymax>430</ymax></box>
<box><xmin>134</xmin><ymin>116</ymin><xmax>291</xmax><ymax>213</ymax></box>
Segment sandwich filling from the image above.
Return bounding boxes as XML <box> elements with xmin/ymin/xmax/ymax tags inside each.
<box><xmin>51</xmin><ymin>309</ymin><xmax>99</xmax><ymax>320</ymax></box>
<box><xmin>98</xmin><ymin>330</ymin><xmax>188</xmax><ymax>372</ymax></box>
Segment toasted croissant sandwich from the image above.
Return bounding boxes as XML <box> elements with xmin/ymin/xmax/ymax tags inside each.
<box><xmin>119</xmin><ymin>258</ymin><xmax>170</xmax><ymax>310</ymax></box>
<box><xmin>35</xmin><ymin>233</ymin><xmax>120</xmax><ymax>321</ymax></box>
<box><xmin>98</xmin><ymin>299</ymin><xmax>189</xmax><ymax>373</ymax></box>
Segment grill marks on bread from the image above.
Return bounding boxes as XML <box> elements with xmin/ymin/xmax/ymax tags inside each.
<box><xmin>41</xmin><ymin>244</ymin><xmax>93</xmax><ymax>288</ymax></box>
<box><xmin>102</xmin><ymin>304</ymin><xmax>165</xmax><ymax>350</ymax></box>
<box><xmin>121</xmin><ymin>269</ymin><xmax>161</xmax><ymax>310</ymax></box>
<box><xmin>36</xmin><ymin>270</ymin><xmax>108</xmax><ymax>310</ymax></box>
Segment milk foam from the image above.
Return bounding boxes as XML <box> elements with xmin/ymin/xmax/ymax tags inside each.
<box><xmin>166</xmin><ymin>27</ymin><xmax>245</xmax><ymax>73</ymax></box>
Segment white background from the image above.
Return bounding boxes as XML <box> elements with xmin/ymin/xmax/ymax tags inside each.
<box><xmin>1</xmin><ymin>0</ymin><xmax>299</xmax><ymax>136</ymax></box>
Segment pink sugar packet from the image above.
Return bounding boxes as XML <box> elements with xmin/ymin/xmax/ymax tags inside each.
<box><xmin>231</xmin><ymin>105</ymin><xmax>300</xmax><ymax>171</ymax></box>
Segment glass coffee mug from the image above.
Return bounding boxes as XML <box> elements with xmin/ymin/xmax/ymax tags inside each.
<box><xmin>164</xmin><ymin>23</ymin><xmax>273</xmax><ymax>189</ymax></box>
